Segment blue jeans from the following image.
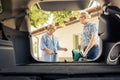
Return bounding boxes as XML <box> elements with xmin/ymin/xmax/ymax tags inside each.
<box><xmin>84</xmin><ymin>45</ymin><xmax>99</xmax><ymax>59</ymax></box>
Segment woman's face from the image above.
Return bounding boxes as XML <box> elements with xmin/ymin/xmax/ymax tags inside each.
<box><xmin>48</xmin><ymin>28</ymin><xmax>55</xmax><ymax>35</ymax></box>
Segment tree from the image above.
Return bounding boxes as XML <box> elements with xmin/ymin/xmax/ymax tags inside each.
<box><xmin>29</xmin><ymin>4</ymin><xmax>80</xmax><ymax>28</ymax></box>
<box><xmin>29</xmin><ymin>4</ymin><xmax>50</xmax><ymax>27</ymax></box>
<box><xmin>52</xmin><ymin>11</ymin><xmax>72</xmax><ymax>26</ymax></box>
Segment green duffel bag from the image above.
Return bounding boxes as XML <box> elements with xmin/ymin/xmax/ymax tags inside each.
<box><xmin>72</xmin><ymin>49</ymin><xmax>83</xmax><ymax>61</ymax></box>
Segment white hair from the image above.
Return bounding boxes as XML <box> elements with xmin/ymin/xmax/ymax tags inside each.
<box><xmin>80</xmin><ymin>11</ymin><xmax>91</xmax><ymax>19</ymax></box>
<box><xmin>47</xmin><ymin>24</ymin><xmax>56</xmax><ymax>30</ymax></box>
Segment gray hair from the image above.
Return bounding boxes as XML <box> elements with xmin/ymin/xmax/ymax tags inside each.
<box><xmin>47</xmin><ymin>24</ymin><xmax>56</xmax><ymax>30</ymax></box>
<box><xmin>80</xmin><ymin>11</ymin><xmax>91</xmax><ymax>19</ymax></box>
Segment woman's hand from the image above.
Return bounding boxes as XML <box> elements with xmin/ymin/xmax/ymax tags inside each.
<box><xmin>48</xmin><ymin>49</ymin><xmax>54</xmax><ymax>55</ymax></box>
<box><xmin>63</xmin><ymin>48</ymin><xmax>68</xmax><ymax>51</ymax></box>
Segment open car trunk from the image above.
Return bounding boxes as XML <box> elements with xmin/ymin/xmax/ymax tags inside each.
<box><xmin>0</xmin><ymin>0</ymin><xmax>120</xmax><ymax>80</ymax></box>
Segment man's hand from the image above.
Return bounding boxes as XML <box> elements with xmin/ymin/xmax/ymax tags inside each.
<box><xmin>83</xmin><ymin>51</ymin><xmax>88</xmax><ymax>57</ymax></box>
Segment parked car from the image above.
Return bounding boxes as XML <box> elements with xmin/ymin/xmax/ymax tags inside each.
<box><xmin>0</xmin><ymin>0</ymin><xmax>120</xmax><ymax>80</ymax></box>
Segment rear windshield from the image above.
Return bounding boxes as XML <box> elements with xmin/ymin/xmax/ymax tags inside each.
<box><xmin>29</xmin><ymin>4</ymin><xmax>100</xmax><ymax>62</ymax></box>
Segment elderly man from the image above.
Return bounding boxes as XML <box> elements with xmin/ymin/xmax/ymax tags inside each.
<box><xmin>78</xmin><ymin>11</ymin><xmax>99</xmax><ymax>59</ymax></box>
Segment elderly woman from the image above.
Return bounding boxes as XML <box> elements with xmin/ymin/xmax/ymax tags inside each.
<box><xmin>40</xmin><ymin>25</ymin><xmax>68</xmax><ymax>62</ymax></box>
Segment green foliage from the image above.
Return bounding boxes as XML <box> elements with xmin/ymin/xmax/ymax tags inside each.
<box><xmin>29</xmin><ymin>4</ymin><xmax>50</xmax><ymax>27</ymax></box>
<box><xmin>52</xmin><ymin>11</ymin><xmax>72</xmax><ymax>26</ymax></box>
<box><xmin>71</xmin><ymin>11</ymin><xmax>80</xmax><ymax>19</ymax></box>
<box><xmin>29</xmin><ymin>4</ymin><xmax>80</xmax><ymax>28</ymax></box>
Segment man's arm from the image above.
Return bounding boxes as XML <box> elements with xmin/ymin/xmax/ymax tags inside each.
<box><xmin>83</xmin><ymin>33</ymin><xmax>98</xmax><ymax>57</ymax></box>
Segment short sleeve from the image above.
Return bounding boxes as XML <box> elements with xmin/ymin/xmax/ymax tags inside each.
<box><xmin>90</xmin><ymin>23</ymin><xmax>98</xmax><ymax>35</ymax></box>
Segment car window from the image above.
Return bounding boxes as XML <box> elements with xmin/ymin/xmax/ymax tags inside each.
<box><xmin>29</xmin><ymin>4</ymin><xmax>100</xmax><ymax>62</ymax></box>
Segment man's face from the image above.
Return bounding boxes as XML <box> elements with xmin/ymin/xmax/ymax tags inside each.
<box><xmin>79</xmin><ymin>15</ymin><xmax>86</xmax><ymax>24</ymax></box>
